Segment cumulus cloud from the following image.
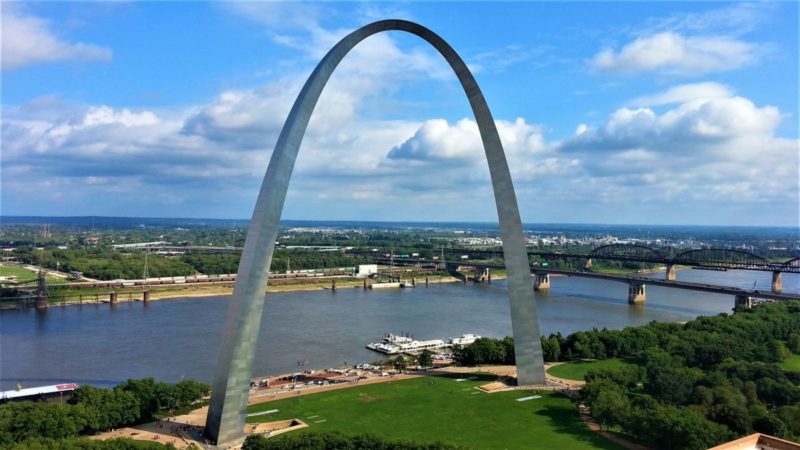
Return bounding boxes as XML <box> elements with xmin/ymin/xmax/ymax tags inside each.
<box><xmin>388</xmin><ymin>118</ymin><xmax>548</xmax><ymax>163</ymax></box>
<box><xmin>591</xmin><ymin>32</ymin><xmax>756</xmax><ymax>75</ymax></box>
<box><xmin>562</xmin><ymin>95</ymin><xmax>782</xmax><ymax>153</ymax></box>
<box><xmin>557</xmin><ymin>89</ymin><xmax>796</xmax><ymax>208</ymax></box>
<box><xmin>3</xmin><ymin>83</ymin><xmax>797</xmax><ymax>223</ymax></box>
<box><xmin>1</xmin><ymin>6</ymin><xmax>112</xmax><ymax>70</ymax></box>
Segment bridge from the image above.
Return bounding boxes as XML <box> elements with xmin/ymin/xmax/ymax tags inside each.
<box><xmin>367</xmin><ymin>256</ymin><xmax>800</xmax><ymax>309</ymax></box>
<box><xmin>351</xmin><ymin>244</ymin><xmax>799</xmax><ymax>293</ymax></box>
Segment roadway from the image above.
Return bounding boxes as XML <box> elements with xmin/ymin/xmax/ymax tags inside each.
<box><xmin>371</xmin><ymin>257</ymin><xmax>800</xmax><ymax>302</ymax></box>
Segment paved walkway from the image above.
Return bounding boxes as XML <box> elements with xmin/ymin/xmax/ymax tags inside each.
<box><xmin>91</xmin><ymin>407</ymin><xmax>210</xmax><ymax>449</ymax></box>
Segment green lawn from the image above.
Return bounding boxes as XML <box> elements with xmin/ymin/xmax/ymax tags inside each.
<box><xmin>0</xmin><ymin>264</ymin><xmax>67</xmax><ymax>284</ymax></box>
<box><xmin>546</xmin><ymin>359</ymin><xmax>635</xmax><ymax>381</ymax></box>
<box><xmin>781</xmin><ymin>354</ymin><xmax>800</xmax><ymax>371</ymax></box>
<box><xmin>0</xmin><ymin>264</ymin><xmax>40</xmax><ymax>281</ymax></box>
<box><xmin>247</xmin><ymin>373</ymin><xmax>623</xmax><ymax>450</ymax></box>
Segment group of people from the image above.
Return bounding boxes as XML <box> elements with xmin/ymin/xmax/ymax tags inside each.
<box><xmin>152</xmin><ymin>417</ymin><xmax>205</xmax><ymax>448</ymax></box>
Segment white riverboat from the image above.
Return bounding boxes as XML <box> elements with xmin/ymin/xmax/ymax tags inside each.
<box><xmin>366</xmin><ymin>333</ymin><xmax>481</xmax><ymax>354</ymax></box>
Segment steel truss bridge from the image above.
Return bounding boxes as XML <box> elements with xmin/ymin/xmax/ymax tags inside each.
<box><xmin>367</xmin><ymin>256</ymin><xmax>800</xmax><ymax>305</ymax></box>
<box><xmin>431</xmin><ymin>244</ymin><xmax>800</xmax><ymax>274</ymax></box>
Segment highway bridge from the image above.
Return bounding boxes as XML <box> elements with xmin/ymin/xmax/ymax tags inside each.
<box><xmin>368</xmin><ymin>256</ymin><xmax>800</xmax><ymax>309</ymax></box>
<box><xmin>350</xmin><ymin>244</ymin><xmax>799</xmax><ymax>293</ymax></box>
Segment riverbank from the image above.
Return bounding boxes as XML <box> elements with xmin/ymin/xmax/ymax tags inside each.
<box><xmin>0</xmin><ymin>273</ymin><xmax>469</xmax><ymax>309</ymax></box>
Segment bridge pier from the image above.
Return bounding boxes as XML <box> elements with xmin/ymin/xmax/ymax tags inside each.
<box><xmin>584</xmin><ymin>258</ymin><xmax>592</xmax><ymax>270</ymax></box>
<box><xmin>35</xmin><ymin>295</ymin><xmax>48</xmax><ymax>310</ymax></box>
<box><xmin>772</xmin><ymin>271</ymin><xmax>782</xmax><ymax>294</ymax></box>
<box><xmin>627</xmin><ymin>282</ymin><xmax>646</xmax><ymax>304</ymax></box>
<box><xmin>665</xmin><ymin>264</ymin><xmax>676</xmax><ymax>281</ymax></box>
<box><xmin>109</xmin><ymin>292</ymin><xmax>118</xmax><ymax>304</ymax></box>
<box><xmin>533</xmin><ymin>272</ymin><xmax>550</xmax><ymax>291</ymax></box>
<box><xmin>473</xmin><ymin>267</ymin><xmax>490</xmax><ymax>283</ymax></box>
<box><xmin>735</xmin><ymin>295</ymin><xmax>753</xmax><ymax>310</ymax></box>
<box><xmin>143</xmin><ymin>291</ymin><xmax>150</xmax><ymax>302</ymax></box>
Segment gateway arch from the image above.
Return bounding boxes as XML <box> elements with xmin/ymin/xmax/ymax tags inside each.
<box><xmin>206</xmin><ymin>19</ymin><xmax>545</xmax><ymax>445</ymax></box>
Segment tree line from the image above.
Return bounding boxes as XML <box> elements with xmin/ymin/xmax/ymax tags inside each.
<box><xmin>243</xmin><ymin>430</ymin><xmax>461</xmax><ymax>450</ymax></box>
<box><xmin>11</xmin><ymin>247</ymin><xmax>373</xmax><ymax>281</ymax></box>
<box><xmin>0</xmin><ymin>378</ymin><xmax>209</xmax><ymax>449</ymax></box>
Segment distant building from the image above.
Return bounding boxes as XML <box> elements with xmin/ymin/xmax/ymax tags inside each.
<box><xmin>1</xmin><ymin>383</ymin><xmax>79</xmax><ymax>403</ymax></box>
<box><xmin>111</xmin><ymin>241</ymin><xmax>167</xmax><ymax>249</ymax></box>
<box><xmin>356</xmin><ymin>264</ymin><xmax>378</xmax><ymax>277</ymax></box>
<box><xmin>84</xmin><ymin>236</ymin><xmax>100</xmax><ymax>245</ymax></box>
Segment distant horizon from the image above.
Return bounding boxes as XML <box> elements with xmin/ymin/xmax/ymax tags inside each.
<box><xmin>1</xmin><ymin>215</ymin><xmax>798</xmax><ymax>230</ymax></box>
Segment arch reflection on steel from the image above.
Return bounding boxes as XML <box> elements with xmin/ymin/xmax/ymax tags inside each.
<box><xmin>204</xmin><ymin>20</ymin><xmax>545</xmax><ymax>445</ymax></box>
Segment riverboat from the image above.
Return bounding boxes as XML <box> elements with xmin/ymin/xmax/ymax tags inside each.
<box><xmin>366</xmin><ymin>333</ymin><xmax>481</xmax><ymax>354</ymax></box>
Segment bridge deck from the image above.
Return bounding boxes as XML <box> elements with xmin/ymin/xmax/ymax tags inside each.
<box><xmin>371</xmin><ymin>257</ymin><xmax>800</xmax><ymax>302</ymax></box>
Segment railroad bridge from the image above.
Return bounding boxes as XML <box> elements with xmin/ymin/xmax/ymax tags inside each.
<box><xmin>423</xmin><ymin>245</ymin><xmax>799</xmax><ymax>294</ymax></box>
<box><xmin>368</xmin><ymin>243</ymin><xmax>800</xmax><ymax>308</ymax></box>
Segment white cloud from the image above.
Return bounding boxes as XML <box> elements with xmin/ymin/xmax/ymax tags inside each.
<box><xmin>388</xmin><ymin>117</ymin><xmax>548</xmax><ymax>163</ymax></box>
<box><xmin>633</xmin><ymin>3</ymin><xmax>773</xmax><ymax>37</ymax></box>
<box><xmin>557</xmin><ymin>89</ymin><xmax>796</xmax><ymax>207</ymax></box>
<box><xmin>631</xmin><ymin>82</ymin><xmax>733</xmax><ymax>106</ymax></box>
<box><xmin>591</xmin><ymin>32</ymin><xmax>756</xmax><ymax>75</ymax></box>
<box><xmin>82</xmin><ymin>106</ymin><xmax>159</xmax><ymax>128</ymax></box>
<box><xmin>3</xmin><ymin>85</ymin><xmax>797</xmax><ymax>223</ymax></box>
<box><xmin>1</xmin><ymin>6</ymin><xmax>112</xmax><ymax>70</ymax></box>
<box><xmin>563</xmin><ymin>95</ymin><xmax>782</xmax><ymax>152</ymax></box>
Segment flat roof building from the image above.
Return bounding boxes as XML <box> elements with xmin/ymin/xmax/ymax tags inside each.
<box><xmin>0</xmin><ymin>383</ymin><xmax>79</xmax><ymax>403</ymax></box>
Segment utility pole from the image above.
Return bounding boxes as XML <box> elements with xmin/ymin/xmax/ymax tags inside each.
<box><xmin>143</xmin><ymin>250</ymin><xmax>149</xmax><ymax>279</ymax></box>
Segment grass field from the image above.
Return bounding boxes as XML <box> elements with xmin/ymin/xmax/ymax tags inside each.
<box><xmin>782</xmin><ymin>354</ymin><xmax>800</xmax><ymax>371</ymax></box>
<box><xmin>546</xmin><ymin>359</ymin><xmax>635</xmax><ymax>381</ymax></box>
<box><xmin>0</xmin><ymin>264</ymin><xmax>41</xmax><ymax>281</ymax></box>
<box><xmin>247</xmin><ymin>373</ymin><xmax>622</xmax><ymax>449</ymax></box>
<box><xmin>0</xmin><ymin>264</ymin><xmax>67</xmax><ymax>284</ymax></box>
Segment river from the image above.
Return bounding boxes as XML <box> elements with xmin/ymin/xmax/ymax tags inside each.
<box><xmin>1</xmin><ymin>269</ymin><xmax>797</xmax><ymax>390</ymax></box>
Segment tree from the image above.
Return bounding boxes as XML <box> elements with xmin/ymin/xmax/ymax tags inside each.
<box><xmin>775</xmin><ymin>405</ymin><xmax>800</xmax><ymax>439</ymax></box>
<box><xmin>453</xmin><ymin>338</ymin><xmax>507</xmax><ymax>366</ymax></box>
<box><xmin>243</xmin><ymin>430</ymin><xmax>461</xmax><ymax>450</ymax></box>
<box><xmin>115</xmin><ymin>378</ymin><xmax>172</xmax><ymax>418</ymax></box>
<box><xmin>173</xmin><ymin>380</ymin><xmax>210</xmax><ymax>408</ymax></box>
<box><xmin>753</xmin><ymin>413</ymin><xmax>789</xmax><ymax>438</ymax></box>
<box><xmin>392</xmin><ymin>355</ymin><xmax>408</xmax><ymax>373</ymax></box>
<box><xmin>417</xmin><ymin>350</ymin><xmax>433</xmax><ymax>370</ymax></box>
<box><xmin>767</xmin><ymin>340</ymin><xmax>791</xmax><ymax>362</ymax></box>
<box><xmin>788</xmin><ymin>333</ymin><xmax>800</xmax><ymax>354</ymax></box>
<box><xmin>645</xmin><ymin>367</ymin><xmax>699</xmax><ymax>405</ymax></box>
<box><xmin>69</xmin><ymin>386</ymin><xmax>140</xmax><ymax>433</ymax></box>
<box><xmin>541</xmin><ymin>336</ymin><xmax>560</xmax><ymax>362</ymax></box>
<box><xmin>590</xmin><ymin>386</ymin><xmax>630</xmax><ymax>430</ymax></box>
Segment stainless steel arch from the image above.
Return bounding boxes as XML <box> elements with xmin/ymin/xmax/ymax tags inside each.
<box><xmin>205</xmin><ymin>19</ymin><xmax>545</xmax><ymax>445</ymax></box>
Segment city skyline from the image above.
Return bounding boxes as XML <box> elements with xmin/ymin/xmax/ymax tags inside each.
<box><xmin>2</xmin><ymin>2</ymin><xmax>798</xmax><ymax>226</ymax></box>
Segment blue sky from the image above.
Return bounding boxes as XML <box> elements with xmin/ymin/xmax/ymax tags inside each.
<box><xmin>2</xmin><ymin>2</ymin><xmax>798</xmax><ymax>226</ymax></box>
